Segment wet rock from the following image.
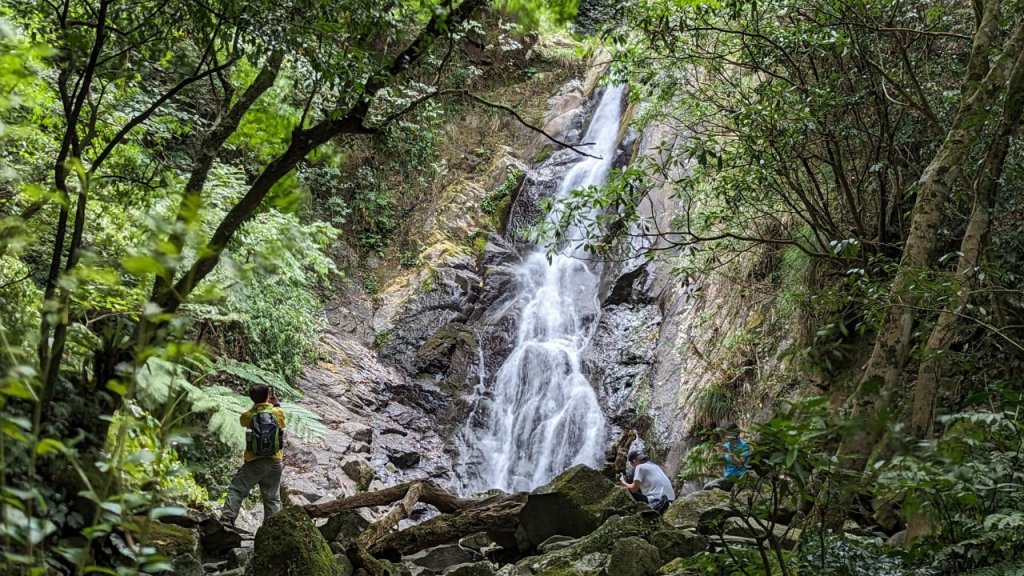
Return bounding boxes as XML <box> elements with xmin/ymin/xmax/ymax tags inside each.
<box><xmin>379</xmin><ymin>253</ymin><xmax>481</xmax><ymax>376</ymax></box>
<box><xmin>606</xmin><ymin>536</ymin><xmax>660</xmax><ymax>576</ymax></box>
<box><xmin>443</xmin><ymin>561</ymin><xmax>496</xmax><ymax>576</ymax></box>
<box><xmin>601</xmin><ymin>260</ymin><xmax>655</xmax><ymax>307</ymax></box>
<box><xmin>405</xmin><ymin>543</ymin><xmax>479</xmax><ymax>572</ymax></box>
<box><xmin>414</xmin><ymin>322</ymin><xmax>477</xmax><ymax>374</ymax></box>
<box><xmin>245</xmin><ymin>507</ymin><xmax>338</xmax><ymax>576</ymax></box>
<box><xmin>341</xmin><ymin>457</ymin><xmax>375</xmax><ymax>492</ymax></box>
<box><xmin>514</xmin><ymin>464</ymin><xmax>644</xmax><ymax>553</ymax></box>
<box><xmin>387</xmin><ymin>448</ymin><xmax>423</xmax><ymax>469</ymax></box>
<box><xmin>663</xmin><ymin>490</ymin><xmax>735</xmax><ymax>532</ymax></box>
<box><xmin>319</xmin><ymin>509</ymin><xmax>371</xmax><ymax>548</ymax></box>
<box><xmin>586</xmin><ymin>304</ymin><xmax>661</xmax><ymax>419</ymax></box>
<box><xmin>339</xmin><ymin>422</ymin><xmax>374</xmax><ymax>445</ymax></box>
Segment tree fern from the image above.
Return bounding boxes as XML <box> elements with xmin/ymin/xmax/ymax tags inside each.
<box><xmin>136</xmin><ymin>357</ymin><xmax>324</xmax><ymax>450</ymax></box>
<box><xmin>217</xmin><ymin>358</ymin><xmax>302</xmax><ymax>399</ymax></box>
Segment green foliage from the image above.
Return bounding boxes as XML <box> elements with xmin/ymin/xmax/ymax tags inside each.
<box><xmin>482</xmin><ymin>166</ymin><xmax>523</xmax><ymax>229</ymax></box>
<box><xmin>105</xmin><ymin>405</ymin><xmax>209</xmax><ymax>508</ymax></box>
<box><xmin>136</xmin><ymin>357</ymin><xmax>325</xmax><ymax>452</ymax></box>
<box><xmin>686</xmin><ymin>383</ymin><xmax>733</xmax><ymax>431</ymax></box>
<box><xmin>792</xmin><ymin>533</ymin><xmax>910</xmax><ymax>576</ymax></box>
<box><xmin>876</xmin><ymin>411</ymin><xmax>1024</xmax><ymax>573</ymax></box>
<box><xmin>373</xmin><ymin>330</ymin><xmax>392</xmax><ymax>348</ymax></box>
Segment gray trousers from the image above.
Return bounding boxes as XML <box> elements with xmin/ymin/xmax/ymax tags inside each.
<box><xmin>222</xmin><ymin>458</ymin><xmax>283</xmax><ymax>525</ymax></box>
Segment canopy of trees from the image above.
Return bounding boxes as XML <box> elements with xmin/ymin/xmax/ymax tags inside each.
<box><xmin>1</xmin><ymin>0</ymin><xmax>1022</xmax><ymax>573</ymax></box>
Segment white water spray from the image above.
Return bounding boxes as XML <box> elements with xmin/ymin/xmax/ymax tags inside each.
<box><xmin>458</xmin><ymin>86</ymin><xmax>627</xmax><ymax>494</ymax></box>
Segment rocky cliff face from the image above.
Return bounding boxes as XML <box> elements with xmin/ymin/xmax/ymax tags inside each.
<box><xmin>282</xmin><ymin>50</ymin><xmax>793</xmax><ymax>507</ymax></box>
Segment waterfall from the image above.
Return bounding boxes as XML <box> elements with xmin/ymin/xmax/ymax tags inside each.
<box><xmin>457</xmin><ymin>85</ymin><xmax>627</xmax><ymax>494</ymax></box>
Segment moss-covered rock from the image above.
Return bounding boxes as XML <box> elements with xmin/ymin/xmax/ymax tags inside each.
<box><xmin>143</xmin><ymin>520</ymin><xmax>202</xmax><ymax>576</ymax></box>
<box><xmin>606</xmin><ymin>536</ymin><xmax>660</xmax><ymax>576</ymax></box>
<box><xmin>413</xmin><ymin>322</ymin><xmax>476</xmax><ymax>373</ymax></box>
<box><xmin>245</xmin><ymin>507</ymin><xmax>339</xmax><ymax>576</ymax></box>
<box><xmin>526</xmin><ymin>511</ymin><xmax>670</xmax><ymax>574</ymax></box>
<box><xmin>341</xmin><ymin>457</ymin><xmax>375</xmax><ymax>492</ymax></box>
<box><xmin>514</xmin><ymin>464</ymin><xmax>645</xmax><ymax>553</ymax></box>
<box><xmin>662</xmin><ymin>490</ymin><xmax>734</xmax><ymax>532</ymax></box>
<box><xmin>648</xmin><ymin>530</ymin><xmax>707</xmax><ymax>563</ymax></box>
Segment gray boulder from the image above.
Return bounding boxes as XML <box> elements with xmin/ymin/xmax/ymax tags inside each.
<box><xmin>663</xmin><ymin>490</ymin><xmax>735</xmax><ymax>532</ymax></box>
<box><xmin>404</xmin><ymin>543</ymin><xmax>479</xmax><ymax>572</ymax></box>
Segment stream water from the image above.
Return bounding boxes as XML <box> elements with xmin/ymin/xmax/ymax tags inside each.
<box><xmin>457</xmin><ymin>85</ymin><xmax>627</xmax><ymax>494</ymax></box>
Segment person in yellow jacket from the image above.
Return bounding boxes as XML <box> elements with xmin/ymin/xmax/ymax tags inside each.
<box><xmin>220</xmin><ymin>384</ymin><xmax>286</xmax><ymax>527</ymax></box>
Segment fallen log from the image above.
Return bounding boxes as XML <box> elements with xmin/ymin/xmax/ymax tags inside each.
<box><xmin>370</xmin><ymin>493</ymin><xmax>527</xmax><ymax>556</ymax></box>
<box><xmin>304</xmin><ymin>480</ymin><xmax>527</xmax><ymax>562</ymax></box>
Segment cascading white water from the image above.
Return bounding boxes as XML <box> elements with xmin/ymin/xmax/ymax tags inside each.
<box><xmin>458</xmin><ymin>85</ymin><xmax>627</xmax><ymax>494</ymax></box>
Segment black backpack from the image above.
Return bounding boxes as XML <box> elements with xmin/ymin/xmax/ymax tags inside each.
<box><xmin>247</xmin><ymin>406</ymin><xmax>283</xmax><ymax>457</ymax></box>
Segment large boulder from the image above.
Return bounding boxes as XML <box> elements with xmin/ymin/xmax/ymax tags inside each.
<box><xmin>648</xmin><ymin>529</ymin><xmax>708</xmax><ymax>562</ymax></box>
<box><xmin>605</xmin><ymin>537</ymin><xmax>661</xmax><ymax>576</ymax></box>
<box><xmin>525</xmin><ymin>511</ymin><xmax>669</xmax><ymax>574</ymax></box>
<box><xmin>663</xmin><ymin>490</ymin><xmax>735</xmax><ymax>532</ymax></box>
<box><xmin>245</xmin><ymin>507</ymin><xmax>339</xmax><ymax>576</ymax></box>
<box><xmin>514</xmin><ymin>465</ymin><xmax>644</xmax><ymax>553</ymax></box>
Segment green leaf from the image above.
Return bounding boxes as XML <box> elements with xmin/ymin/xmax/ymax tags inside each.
<box><xmin>35</xmin><ymin>438</ymin><xmax>67</xmax><ymax>456</ymax></box>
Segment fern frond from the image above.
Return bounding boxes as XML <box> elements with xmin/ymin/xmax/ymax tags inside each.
<box><xmin>280</xmin><ymin>402</ymin><xmax>327</xmax><ymax>444</ymax></box>
<box><xmin>135</xmin><ymin>359</ymin><xmax>324</xmax><ymax>450</ymax></box>
<box><xmin>217</xmin><ymin>359</ymin><xmax>302</xmax><ymax>399</ymax></box>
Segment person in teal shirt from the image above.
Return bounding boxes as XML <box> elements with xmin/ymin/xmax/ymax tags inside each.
<box><xmin>703</xmin><ymin>423</ymin><xmax>750</xmax><ymax>492</ymax></box>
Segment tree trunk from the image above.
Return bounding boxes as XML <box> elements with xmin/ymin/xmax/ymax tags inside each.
<box><xmin>909</xmin><ymin>46</ymin><xmax>1024</xmax><ymax>440</ymax></box>
<box><xmin>838</xmin><ymin>5</ymin><xmax>1024</xmax><ymax>471</ymax></box>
